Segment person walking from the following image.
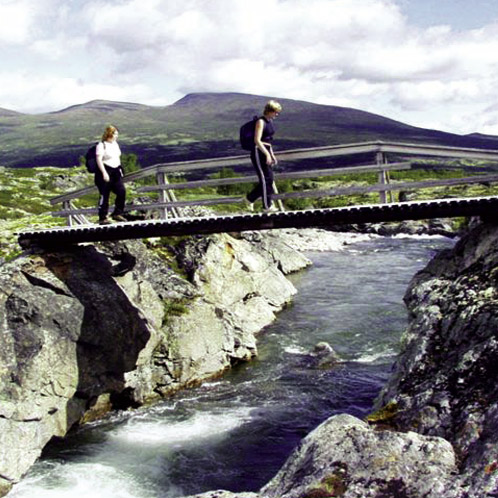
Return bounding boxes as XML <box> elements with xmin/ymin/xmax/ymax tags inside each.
<box><xmin>245</xmin><ymin>100</ymin><xmax>282</xmax><ymax>212</ymax></box>
<box><xmin>95</xmin><ymin>125</ymin><xmax>127</xmax><ymax>224</ymax></box>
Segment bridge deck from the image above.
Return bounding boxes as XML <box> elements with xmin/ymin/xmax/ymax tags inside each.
<box><xmin>18</xmin><ymin>196</ymin><xmax>498</xmax><ymax>248</ymax></box>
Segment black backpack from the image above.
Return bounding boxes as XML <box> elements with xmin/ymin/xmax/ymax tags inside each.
<box><xmin>84</xmin><ymin>141</ymin><xmax>105</xmax><ymax>173</ymax></box>
<box><xmin>239</xmin><ymin>116</ymin><xmax>259</xmax><ymax>150</ymax></box>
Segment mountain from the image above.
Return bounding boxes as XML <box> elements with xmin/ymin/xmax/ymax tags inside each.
<box><xmin>0</xmin><ymin>108</ymin><xmax>23</xmax><ymax>117</ymax></box>
<box><xmin>1</xmin><ymin>92</ymin><xmax>498</xmax><ymax>168</ymax></box>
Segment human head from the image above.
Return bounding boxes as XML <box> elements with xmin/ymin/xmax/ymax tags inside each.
<box><xmin>102</xmin><ymin>125</ymin><xmax>119</xmax><ymax>141</ymax></box>
<box><xmin>264</xmin><ymin>100</ymin><xmax>282</xmax><ymax>116</ymax></box>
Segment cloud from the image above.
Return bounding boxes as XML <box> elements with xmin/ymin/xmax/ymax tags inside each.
<box><xmin>0</xmin><ymin>72</ymin><xmax>155</xmax><ymax>113</ymax></box>
<box><xmin>1</xmin><ymin>0</ymin><xmax>498</xmax><ymax>134</ymax></box>
<box><xmin>0</xmin><ymin>0</ymin><xmax>34</xmax><ymax>44</ymax></box>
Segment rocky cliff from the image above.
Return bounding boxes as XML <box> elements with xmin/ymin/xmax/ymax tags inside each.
<box><xmin>375</xmin><ymin>220</ymin><xmax>498</xmax><ymax>497</ymax></box>
<box><xmin>0</xmin><ymin>230</ymin><xmax>311</xmax><ymax>496</ymax></box>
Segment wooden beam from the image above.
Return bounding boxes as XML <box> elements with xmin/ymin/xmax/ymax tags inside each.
<box><xmin>137</xmin><ymin>162</ymin><xmax>413</xmax><ymax>193</ymax></box>
<box><xmin>378</xmin><ymin>142</ymin><xmax>498</xmax><ymax>161</ymax></box>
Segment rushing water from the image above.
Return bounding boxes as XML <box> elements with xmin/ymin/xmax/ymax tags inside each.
<box><xmin>9</xmin><ymin>235</ymin><xmax>455</xmax><ymax>498</ymax></box>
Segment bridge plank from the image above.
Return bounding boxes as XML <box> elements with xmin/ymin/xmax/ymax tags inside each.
<box><xmin>19</xmin><ymin>196</ymin><xmax>498</xmax><ymax>248</ymax></box>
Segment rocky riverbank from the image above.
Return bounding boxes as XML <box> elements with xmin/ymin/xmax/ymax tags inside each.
<box><xmin>0</xmin><ymin>228</ymin><xmax>373</xmax><ymax>497</ymax></box>
<box><xmin>180</xmin><ymin>220</ymin><xmax>498</xmax><ymax>498</ymax></box>
<box><xmin>4</xmin><ymin>219</ymin><xmax>494</xmax><ymax>498</ymax></box>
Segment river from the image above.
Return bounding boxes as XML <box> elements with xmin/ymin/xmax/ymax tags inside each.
<box><xmin>8</xmin><ymin>234</ymin><xmax>455</xmax><ymax>498</ymax></box>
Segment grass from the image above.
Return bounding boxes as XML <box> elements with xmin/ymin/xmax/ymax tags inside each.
<box><xmin>0</xmin><ymin>165</ymin><xmax>89</xmax><ymax>260</ymax></box>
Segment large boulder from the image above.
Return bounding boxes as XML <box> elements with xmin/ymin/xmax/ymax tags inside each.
<box><xmin>183</xmin><ymin>414</ymin><xmax>458</xmax><ymax>498</ymax></box>
<box><xmin>0</xmin><ymin>245</ymin><xmax>152</xmax><ymax>494</ymax></box>
<box><xmin>261</xmin><ymin>414</ymin><xmax>457</xmax><ymax>498</ymax></box>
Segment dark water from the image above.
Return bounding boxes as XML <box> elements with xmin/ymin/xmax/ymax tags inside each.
<box><xmin>9</xmin><ymin>235</ymin><xmax>454</xmax><ymax>498</ymax></box>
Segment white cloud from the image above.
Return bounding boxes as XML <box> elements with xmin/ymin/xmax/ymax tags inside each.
<box><xmin>0</xmin><ymin>1</ymin><xmax>34</xmax><ymax>44</ymax></box>
<box><xmin>0</xmin><ymin>72</ymin><xmax>155</xmax><ymax>113</ymax></box>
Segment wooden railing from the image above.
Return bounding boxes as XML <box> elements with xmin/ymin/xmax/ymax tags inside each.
<box><xmin>50</xmin><ymin>141</ymin><xmax>498</xmax><ymax>225</ymax></box>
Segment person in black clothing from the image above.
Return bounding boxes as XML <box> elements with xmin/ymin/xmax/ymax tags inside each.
<box><xmin>245</xmin><ymin>100</ymin><xmax>282</xmax><ymax>211</ymax></box>
<box><xmin>95</xmin><ymin>125</ymin><xmax>127</xmax><ymax>225</ymax></box>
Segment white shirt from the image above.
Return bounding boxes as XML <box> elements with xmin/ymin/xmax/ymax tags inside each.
<box><xmin>96</xmin><ymin>140</ymin><xmax>121</xmax><ymax>168</ymax></box>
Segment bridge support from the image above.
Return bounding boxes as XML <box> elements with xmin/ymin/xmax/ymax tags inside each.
<box><xmin>376</xmin><ymin>152</ymin><xmax>391</xmax><ymax>203</ymax></box>
<box><xmin>156</xmin><ymin>173</ymin><xmax>180</xmax><ymax>219</ymax></box>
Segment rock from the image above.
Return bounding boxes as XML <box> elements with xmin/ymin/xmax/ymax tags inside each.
<box><xmin>375</xmin><ymin>221</ymin><xmax>498</xmax><ymax>497</ymax></box>
<box><xmin>311</xmin><ymin>341</ymin><xmax>342</xmax><ymax>368</ymax></box>
<box><xmin>0</xmin><ymin>244</ymin><xmax>153</xmax><ymax>493</ymax></box>
<box><xmin>0</xmin><ymin>231</ymin><xmax>310</xmax><ymax>494</ymax></box>
<box><xmin>242</xmin><ymin>228</ymin><xmax>375</xmax><ymax>255</ymax></box>
<box><xmin>261</xmin><ymin>414</ymin><xmax>458</xmax><ymax>498</ymax></box>
<box><xmin>182</xmin><ymin>492</ymin><xmax>258</xmax><ymax>498</ymax></box>
<box><xmin>329</xmin><ymin>218</ymin><xmax>458</xmax><ymax>238</ymax></box>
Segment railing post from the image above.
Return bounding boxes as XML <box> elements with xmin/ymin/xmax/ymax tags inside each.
<box><xmin>63</xmin><ymin>200</ymin><xmax>73</xmax><ymax>226</ymax></box>
<box><xmin>163</xmin><ymin>176</ymin><xmax>180</xmax><ymax>218</ymax></box>
<box><xmin>376</xmin><ymin>152</ymin><xmax>388</xmax><ymax>203</ymax></box>
<box><xmin>156</xmin><ymin>172</ymin><xmax>169</xmax><ymax>219</ymax></box>
<box><xmin>156</xmin><ymin>172</ymin><xmax>181</xmax><ymax>219</ymax></box>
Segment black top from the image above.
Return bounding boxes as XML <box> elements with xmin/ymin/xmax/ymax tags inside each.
<box><xmin>260</xmin><ymin>116</ymin><xmax>275</xmax><ymax>143</ymax></box>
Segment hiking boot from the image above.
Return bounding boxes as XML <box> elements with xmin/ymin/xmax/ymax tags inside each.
<box><xmin>99</xmin><ymin>218</ymin><xmax>112</xmax><ymax>225</ymax></box>
<box><xmin>111</xmin><ymin>213</ymin><xmax>127</xmax><ymax>222</ymax></box>
<box><xmin>243</xmin><ymin>197</ymin><xmax>254</xmax><ymax>212</ymax></box>
<box><xmin>263</xmin><ymin>204</ymin><xmax>278</xmax><ymax>213</ymax></box>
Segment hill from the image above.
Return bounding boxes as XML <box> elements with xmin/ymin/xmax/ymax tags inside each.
<box><xmin>0</xmin><ymin>108</ymin><xmax>23</xmax><ymax>117</ymax></box>
<box><xmin>1</xmin><ymin>92</ymin><xmax>498</xmax><ymax>168</ymax></box>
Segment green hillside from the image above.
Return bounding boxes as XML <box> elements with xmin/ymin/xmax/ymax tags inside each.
<box><xmin>2</xmin><ymin>92</ymin><xmax>498</xmax><ymax>169</ymax></box>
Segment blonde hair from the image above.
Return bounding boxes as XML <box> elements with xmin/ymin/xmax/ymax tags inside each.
<box><xmin>264</xmin><ymin>100</ymin><xmax>282</xmax><ymax>114</ymax></box>
<box><xmin>102</xmin><ymin>125</ymin><xmax>119</xmax><ymax>141</ymax></box>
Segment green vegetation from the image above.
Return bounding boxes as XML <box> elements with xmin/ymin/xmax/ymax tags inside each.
<box><xmin>303</xmin><ymin>470</ymin><xmax>349</xmax><ymax>497</ymax></box>
<box><xmin>366</xmin><ymin>401</ymin><xmax>399</xmax><ymax>424</ymax></box>
<box><xmin>145</xmin><ymin>236</ymin><xmax>190</xmax><ymax>278</ymax></box>
<box><xmin>210</xmin><ymin>167</ymin><xmax>252</xmax><ymax>196</ymax></box>
<box><xmin>0</xmin><ymin>166</ymin><xmax>86</xmax><ymax>261</ymax></box>
<box><xmin>162</xmin><ymin>297</ymin><xmax>190</xmax><ymax>327</ymax></box>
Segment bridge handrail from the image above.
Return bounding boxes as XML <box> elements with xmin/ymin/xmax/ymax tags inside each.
<box><xmin>50</xmin><ymin>140</ymin><xmax>387</xmax><ymax>205</ymax></box>
<box><xmin>48</xmin><ymin>140</ymin><xmax>498</xmax><ymax>224</ymax></box>
<box><xmin>50</xmin><ymin>173</ymin><xmax>498</xmax><ymax>219</ymax></box>
<box><xmin>50</xmin><ymin>141</ymin><xmax>498</xmax><ymax>206</ymax></box>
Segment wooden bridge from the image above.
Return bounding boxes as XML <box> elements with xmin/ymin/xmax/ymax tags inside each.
<box><xmin>17</xmin><ymin>141</ymin><xmax>498</xmax><ymax>248</ymax></box>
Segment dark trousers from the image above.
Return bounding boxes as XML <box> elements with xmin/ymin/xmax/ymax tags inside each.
<box><xmin>95</xmin><ymin>165</ymin><xmax>126</xmax><ymax>221</ymax></box>
<box><xmin>247</xmin><ymin>147</ymin><xmax>274</xmax><ymax>209</ymax></box>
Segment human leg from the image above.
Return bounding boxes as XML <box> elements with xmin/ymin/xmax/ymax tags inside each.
<box><xmin>247</xmin><ymin>148</ymin><xmax>274</xmax><ymax>208</ymax></box>
<box><xmin>110</xmin><ymin>166</ymin><xmax>126</xmax><ymax>219</ymax></box>
<box><xmin>95</xmin><ymin>171</ymin><xmax>112</xmax><ymax>222</ymax></box>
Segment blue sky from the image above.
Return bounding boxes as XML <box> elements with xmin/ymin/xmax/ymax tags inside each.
<box><xmin>400</xmin><ymin>0</ymin><xmax>496</xmax><ymax>29</ymax></box>
<box><xmin>1</xmin><ymin>0</ymin><xmax>498</xmax><ymax>135</ymax></box>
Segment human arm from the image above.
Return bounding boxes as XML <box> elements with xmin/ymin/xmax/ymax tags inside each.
<box><xmin>96</xmin><ymin>142</ymin><xmax>110</xmax><ymax>182</ymax></box>
<box><xmin>268</xmin><ymin>145</ymin><xmax>278</xmax><ymax>166</ymax></box>
<box><xmin>254</xmin><ymin>119</ymin><xmax>274</xmax><ymax>166</ymax></box>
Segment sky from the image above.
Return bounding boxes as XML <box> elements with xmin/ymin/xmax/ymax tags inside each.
<box><xmin>1</xmin><ymin>0</ymin><xmax>498</xmax><ymax>135</ymax></box>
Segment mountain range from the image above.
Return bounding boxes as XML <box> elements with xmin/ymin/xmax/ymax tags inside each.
<box><xmin>1</xmin><ymin>92</ymin><xmax>498</xmax><ymax>168</ymax></box>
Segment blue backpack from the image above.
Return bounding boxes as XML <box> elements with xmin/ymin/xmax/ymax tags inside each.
<box><xmin>239</xmin><ymin>116</ymin><xmax>259</xmax><ymax>150</ymax></box>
